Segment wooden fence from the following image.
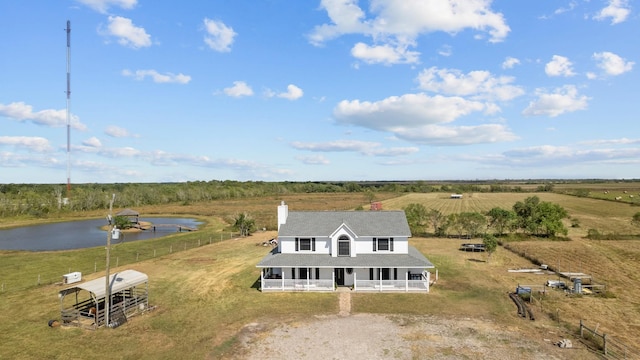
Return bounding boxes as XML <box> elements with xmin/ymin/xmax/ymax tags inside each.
<box><xmin>580</xmin><ymin>319</ymin><xmax>639</xmax><ymax>358</ymax></box>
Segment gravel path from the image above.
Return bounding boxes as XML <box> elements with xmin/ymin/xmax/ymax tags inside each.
<box><xmin>234</xmin><ymin>292</ymin><xmax>596</xmax><ymax>360</ymax></box>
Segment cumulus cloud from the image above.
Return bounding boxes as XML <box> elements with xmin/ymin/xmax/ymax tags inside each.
<box><xmin>122</xmin><ymin>69</ymin><xmax>191</xmax><ymax>83</ymax></box>
<box><xmin>203</xmin><ymin>18</ymin><xmax>236</xmax><ymax>52</ymax></box>
<box><xmin>417</xmin><ymin>67</ymin><xmax>524</xmax><ymax>101</ymax></box>
<box><xmin>291</xmin><ymin>140</ymin><xmax>418</xmax><ymax>156</ymax></box>
<box><xmin>333</xmin><ymin>93</ymin><xmax>516</xmax><ymax>145</ymax></box>
<box><xmin>594</xmin><ymin>0</ymin><xmax>631</xmax><ymax>24</ymax></box>
<box><xmin>277</xmin><ymin>84</ymin><xmax>304</xmax><ymax>100</ymax></box>
<box><xmin>0</xmin><ymin>136</ymin><xmax>52</xmax><ymax>152</ymax></box>
<box><xmin>351</xmin><ymin>42</ymin><xmax>420</xmax><ymax>65</ymax></box>
<box><xmin>224</xmin><ymin>81</ymin><xmax>254</xmax><ymax>97</ymax></box>
<box><xmin>0</xmin><ymin>102</ymin><xmax>86</xmax><ymax>130</ymax></box>
<box><xmin>545</xmin><ymin>55</ymin><xmax>576</xmax><ymax>77</ymax></box>
<box><xmin>102</xmin><ymin>16</ymin><xmax>151</xmax><ymax>48</ymax></box>
<box><xmin>105</xmin><ymin>125</ymin><xmax>134</xmax><ymax>138</ymax></box>
<box><xmin>75</xmin><ymin>0</ymin><xmax>137</xmax><ymax>14</ymax></box>
<box><xmin>309</xmin><ymin>0</ymin><xmax>509</xmax><ymax>65</ymax></box>
<box><xmin>502</xmin><ymin>57</ymin><xmax>520</xmax><ymax>69</ymax></box>
<box><xmin>522</xmin><ymin>85</ymin><xmax>589</xmax><ymax>117</ymax></box>
<box><xmin>82</xmin><ymin>137</ymin><xmax>102</xmax><ymax>148</ymax></box>
<box><xmin>593</xmin><ymin>51</ymin><xmax>634</xmax><ymax>76</ymax></box>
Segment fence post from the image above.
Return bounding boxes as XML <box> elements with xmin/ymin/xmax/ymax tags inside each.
<box><xmin>154</xmin><ymin>249</ymin><xmax>156</xmax><ymax>257</ymax></box>
<box><xmin>136</xmin><ymin>253</ymin><xmax>139</xmax><ymax>261</ymax></box>
<box><xmin>603</xmin><ymin>334</ymin><xmax>607</xmax><ymax>356</ymax></box>
<box><xmin>580</xmin><ymin>319</ymin><xmax>584</xmax><ymax>338</ymax></box>
<box><xmin>116</xmin><ymin>257</ymin><xmax>119</xmax><ymax>267</ymax></box>
<box><xmin>94</xmin><ymin>261</ymin><xmax>97</xmax><ymax>273</ymax></box>
<box><xmin>38</xmin><ymin>274</ymin><xmax>41</xmax><ymax>285</ymax></box>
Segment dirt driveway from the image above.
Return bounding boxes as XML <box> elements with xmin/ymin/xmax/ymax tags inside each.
<box><xmin>234</xmin><ymin>292</ymin><xmax>597</xmax><ymax>360</ymax></box>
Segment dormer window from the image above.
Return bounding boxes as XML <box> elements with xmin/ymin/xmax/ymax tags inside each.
<box><xmin>338</xmin><ymin>235</ymin><xmax>350</xmax><ymax>256</ymax></box>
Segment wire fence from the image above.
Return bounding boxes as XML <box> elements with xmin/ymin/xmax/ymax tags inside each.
<box><xmin>579</xmin><ymin>319</ymin><xmax>640</xmax><ymax>359</ymax></box>
<box><xmin>0</xmin><ymin>232</ymin><xmax>239</xmax><ymax>295</ymax></box>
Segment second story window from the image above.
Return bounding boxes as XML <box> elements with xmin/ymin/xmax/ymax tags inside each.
<box><xmin>338</xmin><ymin>236</ymin><xmax>350</xmax><ymax>256</ymax></box>
<box><xmin>295</xmin><ymin>237</ymin><xmax>315</xmax><ymax>251</ymax></box>
<box><xmin>373</xmin><ymin>237</ymin><xmax>394</xmax><ymax>252</ymax></box>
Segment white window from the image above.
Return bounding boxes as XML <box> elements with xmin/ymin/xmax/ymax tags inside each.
<box><xmin>338</xmin><ymin>236</ymin><xmax>350</xmax><ymax>256</ymax></box>
<box><xmin>295</xmin><ymin>237</ymin><xmax>315</xmax><ymax>251</ymax></box>
<box><xmin>373</xmin><ymin>237</ymin><xmax>394</xmax><ymax>252</ymax></box>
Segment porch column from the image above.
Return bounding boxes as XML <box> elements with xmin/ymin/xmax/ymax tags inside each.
<box><xmin>379</xmin><ymin>268</ymin><xmax>382</xmax><ymax>292</ymax></box>
<box><xmin>281</xmin><ymin>269</ymin><xmax>285</xmax><ymax>291</ymax></box>
<box><xmin>332</xmin><ymin>270</ymin><xmax>335</xmax><ymax>291</ymax></box>
<box><xmin>426</xmin><ymin>271</ymin><xmax>430</xmax><ymax>292</ymax></box>
<box><xmin>307</xmin><ymin>267</ymin><xmax>310</xmax><ymax>291</ymax></box>
<box><xmin>353</xmin><ymin>272</ymin><xmax>357</xmax><ymax>291</ymax></box>
<box><xmin>260</xmin><ymin>269</ymin><xmax>264</xmax><ymax>291</ymax></box>
<box><xmin>405</xmin><ymin>270</ymin><xmax>409</xmax><ymax>292</ymax></box>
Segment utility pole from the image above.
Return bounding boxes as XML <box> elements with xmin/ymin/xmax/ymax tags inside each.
<box><xmin>65</xmin><ymin>20</ymin><xmax>72</xmax><ymax>202</ymax></box>
<box><xmin>104</xmin><ymin>194</ymin><xmax>117</xmax><ymax>327</ymax></box>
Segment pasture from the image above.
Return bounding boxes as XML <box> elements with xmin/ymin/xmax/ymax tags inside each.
<box><xmin>1</xmin><ymin>189</ymin><xmax>640</xmax><ymax>358</ymax></box>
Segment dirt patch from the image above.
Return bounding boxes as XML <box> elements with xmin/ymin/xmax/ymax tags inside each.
<box><xmin>235</xmin><ymin>314</ymin><xmax>596</xmax><ymax>360</ymax></box>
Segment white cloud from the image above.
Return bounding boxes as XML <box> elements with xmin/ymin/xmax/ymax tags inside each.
<box><xmin>416</xmin><ymin>67</ymin><xmax>524</xmax><ymax>101</ymax></box>
<box><xmin>393</xmin><ymin>123</ymin><xmax>518</xmax><ymax>145</ymax></box>
<box><xmin>291</xmin><ymin>140</ymin><xmax>418</xmax><ymax>156</ymax></box>
<box><xmin>82</xmin><ymin>137</ymin><xmax>102</xmax><ymax>148</ymax></box>
<box><xmin>104</xmin><ymin>16</ymin><xmax>151</xmax><ymax>49</ymax></box>
<box><xmin>295</xmin><ymin>155</ymin><xmax>331</xmax><ymax>165</ymax></box>
<box><xmin>122</xmin><ymin>69</ymin><xmax>191</xmax><ymax>83</ymax></box>
<box><xmin>333</xmin><ymin>93</ymin><xmax>516</xmax><ymax>145</ymax></box>
<box><xmin>203</xmin><ymin>18</ymin><xmax>236</xmax><ymax>52</ymax></box>
<box><xmin>545</xmin><ymin>55</ymin><xmax>576</xmax><ymax>77</ymax></box>
<box><xmin>502</xmin><ymin>56</ymin><xmax>520</xmax><ymax>69</ymax></box>
<box><xmin>0</xmin><ymin>136</ymin><xmax>52</xmax><ymax>152</ymax></box>
<box><xmin>593</xmin><ymin>51</ymin><xmax>634</xmax><ymax>76</ymax></box>
<box><xmin>277</xmin><ymin>84</ymin><xmax>304</xmax><ymax>100</ymax></box>
<box><xmin>75</xmin><ymin>0</ymin><xmax>137</xmax><ymax>14</ymax></box>
<box><xmin>309</xmin><ymin>0</ymin><xmax>509</xmax><ymax>65</ymax></box>
<box><xmin>351</xmin><ymin>42</ymin><xmax>420</xmax><ymax>65</ymax></box>
<box><xmin>522</xmin><ymin>85</ymin><xmax>590</xmax><ymax>117</ymax></box>
<box><xmin>105</xmin><ymin>125</ymin><xmax>132</xmax><ymax>138</ymax></box>
<box><xmin>224</xmin><ymin>81</ymin><xmax>254</xmax><ymax>97</ymax></box>
<box><xmin>594</xmin><ymin>0</ymin><xmax>631</xmax><ymax>24</ymax></box>
<box><xmin>0</xmin><ymin>102</ymin><xmax>86</xmax><ymax>130</ymax></box>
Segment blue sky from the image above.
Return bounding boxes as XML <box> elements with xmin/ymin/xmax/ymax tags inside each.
<box><xmin>1</xmin><ymin>0</ymin><xmax>638</xmax><ymax>184</ymax></box>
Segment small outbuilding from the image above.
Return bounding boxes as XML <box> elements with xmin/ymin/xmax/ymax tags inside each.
<box><xmin>58</xmin><ymin>269</ymin><xmax>149</xmax><ymax>329</ymax></box>
<box><xmin>115</xmin><ymin>208</ymin><xmax>140</xmax><ymax>225</ymax></box>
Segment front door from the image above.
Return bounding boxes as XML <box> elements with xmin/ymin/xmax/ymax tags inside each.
<box><xmin>335</xmin><ymin>268</ymin><xmax>345</xmax><ymax>286</ymax></box>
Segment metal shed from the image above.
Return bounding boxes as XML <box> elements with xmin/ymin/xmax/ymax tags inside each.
<box><xmin>58</xmin><ymin>269</ymin><xmax>149</xmax><ymax>329</ymax></box>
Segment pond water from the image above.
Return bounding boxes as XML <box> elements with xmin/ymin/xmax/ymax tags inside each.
<box><xmin>0</xmin><ymin>218</ymin><xmax>201</xmax><ymax>251</ymax></box>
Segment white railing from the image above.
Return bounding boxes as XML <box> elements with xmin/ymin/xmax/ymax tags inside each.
<box><xmin>261</xmin><ymin>279</ymin><xmax>334</xmax><ymax>291</ymax></box>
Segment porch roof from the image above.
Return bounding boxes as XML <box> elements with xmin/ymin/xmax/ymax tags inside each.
<box><xmin>256</xmin><ymin>246</ymin><xmax>434</xmax><ymax>269</ymax></box>
<box><xmin>59</xmin><ymin>269</ymin><xmax>148</xmax><ymax>299</ymax></box>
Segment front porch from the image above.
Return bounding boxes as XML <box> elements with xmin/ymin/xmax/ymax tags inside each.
<box><xmin>260</xmin><ymin>270</ymin><xmax>433</xmax><ymax>292</ymax></box>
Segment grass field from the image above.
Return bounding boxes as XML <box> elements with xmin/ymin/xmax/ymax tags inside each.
<box><xmin>1</xmin><ymin>190</ymin><xmax>640</xmax><ymax>358</ymax></box>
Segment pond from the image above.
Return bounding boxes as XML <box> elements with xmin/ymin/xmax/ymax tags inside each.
<box><xmin>0</xmin><ymin>217</ymin><xmax>202</xmax><ymax>251</ymax></box>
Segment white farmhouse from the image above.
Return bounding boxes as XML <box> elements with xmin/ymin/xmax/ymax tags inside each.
<box><xmin>257</xmin><ymin>202</ymin><xmax>435</xmax><ymax>292</ymax></box>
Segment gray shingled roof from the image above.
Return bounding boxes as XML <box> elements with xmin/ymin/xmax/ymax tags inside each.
<box><xmin>279</xmin><ymin>210</ymin><xmax>411</xmax><ymax>237</ymax></box>
<box><xmin>257</xmin><ymin>246</ymin><xmax>434</xmax><ymax>268</ymax></box>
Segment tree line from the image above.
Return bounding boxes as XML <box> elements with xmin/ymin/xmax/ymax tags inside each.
<box><xmin>404</xmin><ymin>195</ymin><xmax>569</xmax><ymax>239</ymax></box>
<box><xmin>0</xmin><ymin>180</ymin><xmax>553</xmax><ymax>218</ymax></box>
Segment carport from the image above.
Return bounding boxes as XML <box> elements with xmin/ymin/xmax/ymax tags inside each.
<box><xmin>58</xmin><ymin>269</ymin><xmax>149</xmax><ymax>329</ymax></box>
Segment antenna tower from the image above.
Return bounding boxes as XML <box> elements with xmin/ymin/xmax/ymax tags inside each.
<box><xmin>65</xmin><ymin>20</ymin><xmax>71</xmax><ymax>200</ymax></box>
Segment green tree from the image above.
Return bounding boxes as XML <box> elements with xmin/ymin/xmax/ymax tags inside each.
<box><xmin>482</xmin><ymin>234</ymin><xmax>498</xmax><ymax>263</ymax></box>
<box><xmin>486</xmin><ymin>207</ymin><xmax>516</xmax><ymax>236</ymax></box>
<box><xmin>458</xmin><ymin>212</ymin><xmax>487</xmax><ymax>238</ymax></box>
<box><xmin>513</xmin><ymin>196</ymin><xmax>568</xmax><ymax>237</ymax></box>
<box><xmin>426</xmin><ymin>209</ymin><xmax>445</xmax><ymax>236</ymax></box>
<box><xmin>234</xmin><ymin>212</ymin><xmax>256</xmax><ymax>237</ymax></box>
<box><xmin>404</xmin><ymin>203</ymin><xmax>428</xmax><ymax>235</ymax></box>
